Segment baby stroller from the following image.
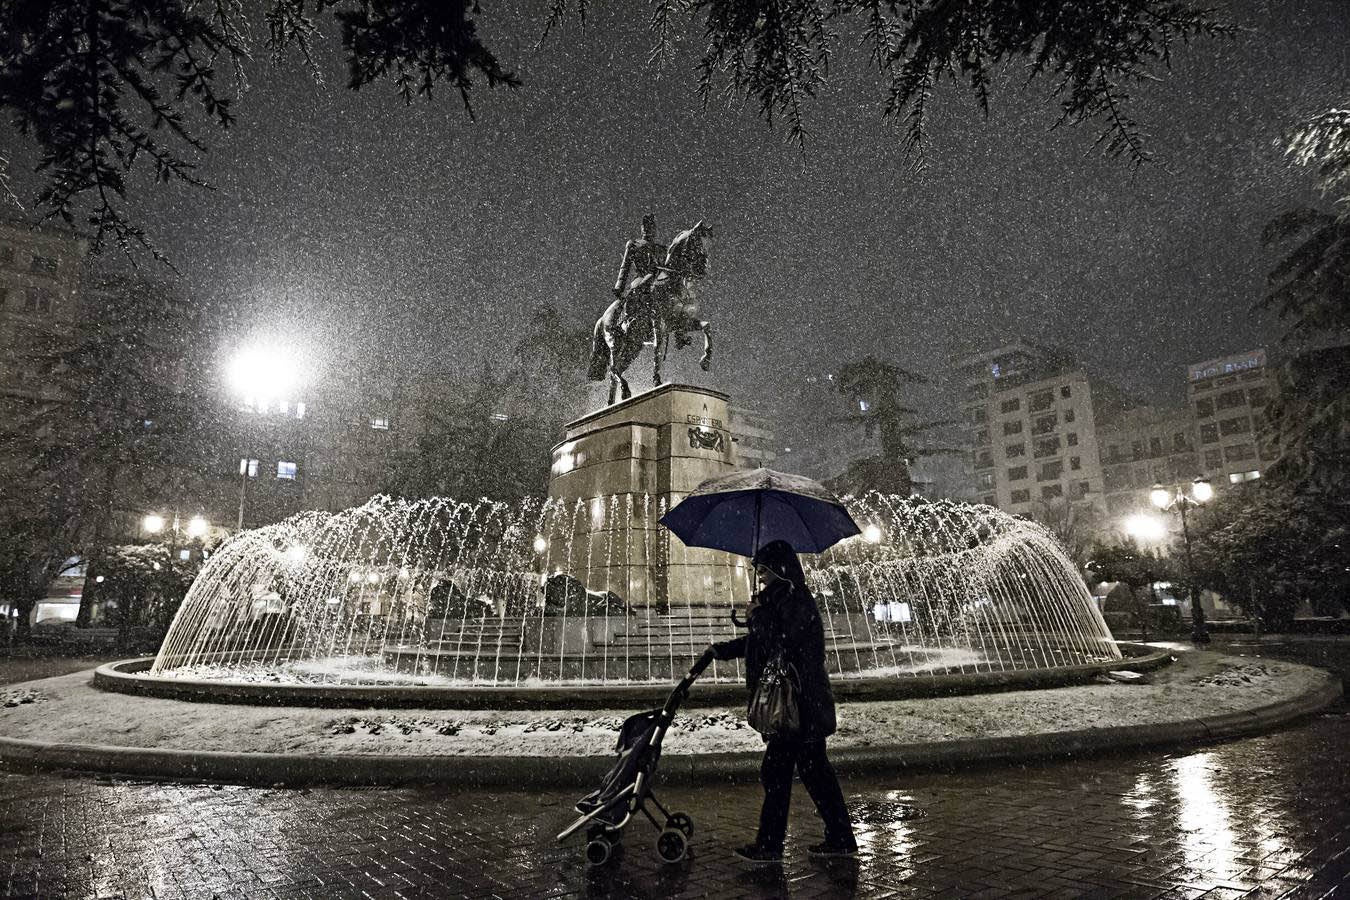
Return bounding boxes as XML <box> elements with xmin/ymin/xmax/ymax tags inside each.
<box><xmin>557</xmin><ymin>654</ymin><xmax>713</xmax><ymax>866</ymax></box>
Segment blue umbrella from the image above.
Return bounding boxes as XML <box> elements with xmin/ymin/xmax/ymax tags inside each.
<box><xmin>658</xmin><ymin>467</ymin><xmax>861</xmax><ymax>557</ymax></box>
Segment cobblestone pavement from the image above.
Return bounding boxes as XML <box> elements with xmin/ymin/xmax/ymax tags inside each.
<box><xmin>1</xmin><ymin>642</ymin><xmax>1347</xmax><ymax>899</ymax></box>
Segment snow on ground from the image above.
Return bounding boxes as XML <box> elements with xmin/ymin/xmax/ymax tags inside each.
<box><xmin>0</xmin><ymin>650</ymin><xmax>1329</xmax><ymax>758</ymax></box>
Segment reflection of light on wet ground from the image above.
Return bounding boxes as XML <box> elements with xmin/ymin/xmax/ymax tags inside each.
<box><xmin>1169</xmin><ymin>752</ymin><xmax>1241</xmax><ymax>882</ymax></box>
<box><xmin>854</xmin><ymin>790</ymin><xmax>918</xmax><ymax>867</ymax></box>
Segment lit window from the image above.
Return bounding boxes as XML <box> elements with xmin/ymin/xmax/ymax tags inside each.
<box><xmin>296</xmin><ymin>402</ymin><xmax>306</xmax><ymax>419</ymax></box>
<box><xmin>277</xmin><ymin>461</ymin><xmax>298</xmax><ymax>480</ymax></box>
<box><xmin>178</xmin><ymin>549</ymin><xmax>190</xmax><ymax>561</ymax></box>
<box><xmin>1228</xmin><ymin>470</ymin><xmax>1261</xmax><ymax>484</ymax></box>
<box><xmin>370</xmin><ymin>416</ymin><xmax>390</xmax><ymax>430</ymax></box>
<box><xmin>491</xmin><ymin>412</ymin><xmax>510</xmax><ymax>422</ymax></box>
<box><xmin>239</xmin><ymin>458</ymin><xmax>259</xmax><ymax>477</ymax></box>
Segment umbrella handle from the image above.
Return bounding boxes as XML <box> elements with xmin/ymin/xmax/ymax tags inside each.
<box><xmin>730</xmin><ymin>608</ymin><xmax>748</xmax><ymax>629</ymax></box>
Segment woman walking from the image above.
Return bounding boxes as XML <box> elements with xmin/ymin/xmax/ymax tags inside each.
<box><xmin>700</xmin><ymin>539</ymin><xmax>857</xmax><ymax>864</ymax></box>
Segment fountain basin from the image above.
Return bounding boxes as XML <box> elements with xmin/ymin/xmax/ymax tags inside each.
<box><xmin>93</xmin><ymin>643</ymin><xmax>1171</xmax><ymax>709</ymax></box>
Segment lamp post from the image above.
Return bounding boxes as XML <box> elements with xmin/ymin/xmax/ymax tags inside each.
<box><xmin>227</xmin><ymin>345</ymin><xmax>299</xmax><ymax>531</ymax></box>
<box><xmin>142</xmin><ymin>512</ymin><xmax>211</xmax><ymax>562</ymax></box>
<box><xmin>1151</xmin><ymin>477</ymin><xmax>1214</xmax><ymax>645</ymax></box>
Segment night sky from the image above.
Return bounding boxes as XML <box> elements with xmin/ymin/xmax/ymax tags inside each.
<box><xmin>3</xmin><ymin>0</ymin><xmax>1347</xmax><ymax>418</ymax></box>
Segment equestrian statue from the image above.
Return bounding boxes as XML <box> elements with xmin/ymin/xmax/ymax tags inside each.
<box><xmin>588</xmin><ymin>214</ymin><xmax>714</xmax><ymax>405</ymax></box>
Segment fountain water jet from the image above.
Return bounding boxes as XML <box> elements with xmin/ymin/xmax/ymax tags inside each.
<box><xmin>148</xmin><ymin>492</ymin><xmax>1120</xmax><ymax>688</ymax></box>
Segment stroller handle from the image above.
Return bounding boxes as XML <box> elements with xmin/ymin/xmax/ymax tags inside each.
<box><xmin>671</xmin><ymin>650</ymin><xmax>714</xmax><ymax>699</ymax></box>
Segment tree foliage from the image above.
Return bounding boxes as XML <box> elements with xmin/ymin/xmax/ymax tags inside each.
<box><xmin>0</xmin><ymin>0</ymin><xmax>1230</xmax><ymax>256</ymax></box>
<box><xmin>96</xmin><ymin>542</ymin><xmax>199</xmax><ymax>634</ymax></box>
<box><xmin>1187</xmin><ymin>482</ymin><xmax>1350</xmax><ymax>631</ymax></box>
<box><xmin>828</xmin><ymin>354</ymin><xmax>952</xmax><ymax>496</ymax></box>
<box><xmin>1258</xmin><ymin>106</ymin><xmax>1350</xmax><ymax>489</ymax></box>
<box><xmin>0</xmin><ymin>275</ymin><xmax>219</xmax><ymax>626</ymax></box>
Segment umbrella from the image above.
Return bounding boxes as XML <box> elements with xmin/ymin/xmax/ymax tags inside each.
<box><xmin>658</xmin><ymin>467</ymin><xmax>861</xmax><ymax>557</ymax></box>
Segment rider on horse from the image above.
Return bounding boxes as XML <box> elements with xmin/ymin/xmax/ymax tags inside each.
<box><xmin>612</xmin><ymin>213</ymin><xmax>667</xmax><ymax>335</ymax></box>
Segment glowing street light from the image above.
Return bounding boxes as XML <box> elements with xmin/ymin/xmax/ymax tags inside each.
<box><xmin>1150</xmin><ymin>477</ymin><xmax>1214</xmax><ymax>645</ymax></box>
<box><xmin>1123</xmin><ymin>513</ymin><xmax>1167</xmax><ymax>543</ymax></box>
<box><xmin>185</xmin><ymin>516</ymin><xmax>209</xmax><ymax>539</ymax></box>
<box><xmin>533</xmin><ymin>534</ymin><xmax>549</xmax><ymax>555</ymax></box>
<box><xmin>141</xmin><ymin>514</ymin><xmax>166</xmax><ymax>534</ymax></box>
<box><xmin>863</xmin><ymin>524</ymin><xmax>884</xmax><ymax>544</ymax></box>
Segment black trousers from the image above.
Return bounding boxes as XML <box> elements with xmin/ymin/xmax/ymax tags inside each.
<box><xmin>756</xmin><ymin>736</ymin><xmax>854</xmax><ymax>852</ymax></box>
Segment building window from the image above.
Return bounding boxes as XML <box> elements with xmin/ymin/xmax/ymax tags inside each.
<box><xmin>1070</xmin><ymin>481</ymin><xmax>1090</xmax><ymax>500</ymax></box>
<box><xmin>1200</xmin><ymin>423</ymin><xmax>1219</xmax><ymax>444</ymax></box>
<box><xmin>1007</xmin><ymin>465</ymin><xmax>1028</xmax><ymax>481</ymax></box>
<box><xmin>1059</xmin><ymin>385</ymin><xmax>1072</xmax><ymax>399</ymax></box>
<box><xmin>0</xmin><ymin>246</ymin><xmax>13</xmax><ymax>267</ymax></box>
<box><xmin>1005</xmin><ymin>443</ymin><xmax>1026</xmax><ymax>458</ymax></box>
<box><xmin>1063</xmin><ymin>408</ymin><xmax>1075</xmax><ymax>423</ymax></box>
<box><xmin>977</xmin><ymin>472</ymin><xmax>995</xmax><ymax>490</ymax></box>
<box><xmin>1066</xmin><ymin>432</ymin><xmax>1078</xmax><ymax>447</ymax></box>
<box><xmin>1069</xmin><ymin>456</ymin><xmax>1081</xmax><ymax>471</ymax></box>
<box><xmin>1000</xmin><ymin>398</ymin><xmax>1021</xmax><ymax>414</ymax></box>
<box><xmin>980</xmin><ymin>494</ymin><xmax>996</xmax><ymax>506</ymax></box>
<box><xmin>975</xmin><ymin>428</ymin><xmax>990</xmax><ymax>446</ymax></box>
<box><xmin>29</xmin><ymin>255</ymin><xmax>57</xmax><ymax>276</ymax></box>
<box><xmin>1033</xmin><ymin>436</ymin><xmax>1061</xmax><ymax>459</ymax></box>
<box><xmin>1204</xmin><ymin>448</ymin><xmax>1223</xmax><ymax>469</ymax></box>
<box><xmin>239</xmin><ymin>458</ymin><xmax>259</xmax><ymax>477</ymax></box>
<box><xmin>1149</xmin><ymin>437</ymin><xmax>1162</xmax><ymax>456</ymax></box>
<box><xmin>1038</xmin><ymin>460</ymin><xmax>1064</xmax><ymax>481</ymax></box>
<box><xmin>1002</xmin><ymin>420</ymin><xmax>1023</xmax><ymax>436</ymax></box>
<box><xmin>1172</xmin><ymin>432</ymin><xmax>1189</xmax><ymax>451</ymax></box>
<box><xmin>1032</xmin><ymin>414</ymin><xmax>1058</xmax><ymax>435</ymax></box>
<box><xmin>370</xmin><ymin>415</ymin><xmax>390</xmax><ymax>430</ymax></box>
<box><xmin>1215</xmin><ymin>389</ymin><xmax>1246</xmax><ymax>411</ymax></box>
<box><xmin>1029</xmin><ymin>390</ymin><xmax>1054</xmax><ymax>412</ymax></box>
<box><xmin>1247</xmin><ymin>386</ymin><xmax>1268</xmax><ymax>407</ymax></box>
<box><xmin>1218</xmin><ymin>416</ymin><xmax>1251</xmax><ymax>436</ymax></box>
<box><xmin>1224</xmin><ymin>444</ymin><xmax>1255</xmax><ymax>462</ymax></box>
<box><xmin>277</xmin><ymin>461</ymin><xmax>298</xmax><ymax>479</ymax></box>
<box><xmin>1010</xmin><ymin>488</ymin><xmax>1031</xmax><ymax>504</ymax></box>
<box><xmin>1194</xmin><ymin>398</ymin><xmax>1214</xmax><ymax>418</ymax></box>
<box><xmin>23</xmin><ymin>288</ymin><xmax>53</xmax><ymax>312</ymax></box>
<box><xmin>1041</xmin><ymin>484</ymin><xmax>1064</xmax><ymax>500</ymax></box>
<box><xmin>1228</xmin><ymin>470</ymin><xmax>1261</xmax><ymax>484</ymax></box>
<box><xmin>975</xmin><ymin>450</ymin><xmax>994</xmax><ymax>469</ymax></box>
<box><xmin>969</xmin><ymin>407</ymin><xmax>987</xmax><ymax>425</ymax></box>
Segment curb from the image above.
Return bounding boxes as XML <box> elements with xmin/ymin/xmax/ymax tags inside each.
<box><xmin>0</xmin><ymin>670</ymin><xmax>1338</xmax><ymax>789</ymax></box>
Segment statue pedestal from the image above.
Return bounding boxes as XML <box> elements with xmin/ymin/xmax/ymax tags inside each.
<box><xmin>547</xmin><ymin>383</ymin><xmax>749</xmax><ymax>609</ymax></box>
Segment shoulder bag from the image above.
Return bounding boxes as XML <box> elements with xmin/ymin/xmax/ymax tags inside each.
<box><xmin>747</xmin><ymin>650</ymin><xmax>801</xmax><ymax>737</ymax></box>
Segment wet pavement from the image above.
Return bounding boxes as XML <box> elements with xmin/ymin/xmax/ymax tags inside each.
<box><xmin>0</xmin><ymin>641</ymin><xmax>1347</xmax><ymax>899</ymax></box>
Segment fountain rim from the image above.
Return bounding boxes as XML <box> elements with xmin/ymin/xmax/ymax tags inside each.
<box><xmin>92</xmin><ymin>643</ymin><xmax>1171</xmax><ymax>710</ymax></box>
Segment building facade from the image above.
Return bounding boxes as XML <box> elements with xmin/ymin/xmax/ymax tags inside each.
<box><xmin>1098</xmin><ymin>406</ymin><xmax>1200</xmax><ymax>518</ymax></box>
<box><xmin>0</xmin><ymin>218</ymin><xmax>87</xmax><ymax>403</ymax></box>
<box><xmin>1185</xmin><ymin>349</ymin><xmax>1278</xmax><ymax>489</ymax></box>
<box><xmin>954</xmin><ymin>341</ymin><xmax>1133</xmax><ymax>515</ymax></box>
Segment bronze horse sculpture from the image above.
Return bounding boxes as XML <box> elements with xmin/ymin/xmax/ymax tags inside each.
<box><xmin>587</xmin><ymin>222</ymin><xmax>714</xmax><ymax>405</ymax></box>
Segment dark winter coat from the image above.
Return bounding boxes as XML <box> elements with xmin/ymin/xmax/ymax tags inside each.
<box><xmin>710</xmin><ymin>576</ymin><xmax>838</xmax><ymax>741</ymax></box>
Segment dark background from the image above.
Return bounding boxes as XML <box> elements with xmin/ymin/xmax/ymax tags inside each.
<box><xmin>2</xmin><ymin>0</ymin><xmax>1347</xmax><ymax>413</ymax></box>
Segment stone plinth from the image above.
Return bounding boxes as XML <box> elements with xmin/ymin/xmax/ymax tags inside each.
<box><xmin>547</xmin><ymin>384</ymin><xmax>750</xmax><ymax>609</ymax></box>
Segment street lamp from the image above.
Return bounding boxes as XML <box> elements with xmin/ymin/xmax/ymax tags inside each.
<box><xmin>142</xmin><ymin>512</ymin><xmax>210</xmax><ymax>563</ymax></box>
<box><xmin>1151</xmin><ymin>477</ymin><xmax>1214</xmax><ymax>645</ymax></box>
<box><xmin>228</xmin><ymin>344</ymin><xmax>300</xmax><ymax>530</ymax></box>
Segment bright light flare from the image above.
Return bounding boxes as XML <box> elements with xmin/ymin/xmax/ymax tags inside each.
<box><xmin>142</xmin><ymin>514</ymin><xmax>165</xmax><ymax>534</ymax></box>
<box><xmin>185</xmin><ymin>516</ymin><xmax>209</xmax><ymax>538</ymax></box>
<box><xmin>1150</xmin><ymin>485</ymin><xmax>1172</xmax><ymax>509</ymax></box>
<box><xmin>863</xmin><ymin>524</ymin><xmax>883</xmax><ymax>544</ymax></box>
<box><xmin>1124</xmin><ymin>513</ymin><xmax>1167</xmax><ymax>542</ymax></box>
<box><xmin>533</xmin><ymin>534</ymin><xmax>548</xmax><ymax>555</ymax></box>
<box><xmin>228</xmin><ymin>344</ymin><xmax>300</xmax><ymax>402</ymax></box>
<box><xmin>285</xmin><ymin>545</ymin><xmax>308</xmax><ymax>565</ymax></box>
<box><xmin>1191</xmin><ymin>478</ymin><xmax>1214</xmax><ymax>503</ymax></box>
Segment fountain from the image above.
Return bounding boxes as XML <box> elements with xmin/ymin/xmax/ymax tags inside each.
<box><xmin>140</xmin><ymin>488</ymin><xmax>1119</xmax><ymax>691</ymax></box>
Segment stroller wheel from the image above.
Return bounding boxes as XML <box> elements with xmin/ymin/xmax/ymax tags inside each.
<box><xmin>656</xmin><ymin>828</ymin><xmax>687</xmax><ymax>864</ymax></box>
<box><xmin>585</xmin><ymin>837</ymin><xmax>613</xmax><ymax>867</ymax></box>
<box><xmin>667</xmin><ymin>812</ymin><xmax>694</xmax><ymax>838</ymax></box>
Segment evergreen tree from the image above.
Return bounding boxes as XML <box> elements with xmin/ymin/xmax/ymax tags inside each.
<box><xmin>828</xmin><ymin>354</ymin><xmax>952</xmax><ymax>496</ymax></box>
<box><xmin>1259</xmin><ymin>107</ymin><xmax>1350</xmax><ymax>490</ymax></box>
<box><xmin>0</xmin><ymin>274</ymin><xmax>218</xmax><ymax>628</ymax></box>
<box><xmin>0</xmin><ymin>0</ymin><xmax>1230</xmax><ymax>257</ymax></box>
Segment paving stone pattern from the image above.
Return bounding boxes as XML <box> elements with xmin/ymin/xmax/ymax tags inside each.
<box><xmin>1</xmin><ymin>707</ymin><xmax>1347</xmax><ymax>900</ymax></box>
<box><xmin>1</xmin><ymin>639</ymin><xmax>1348</xmax><ymax>899</ymax></box>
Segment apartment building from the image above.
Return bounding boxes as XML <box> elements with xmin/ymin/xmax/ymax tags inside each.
<box><xmin>0</xmin><ymin>218</ymin><xmax>87</xmax><ymax>402</ymax></box>
<box><xmin>1186</xmin><ymin>349</ymin><xmax>1278</xmax><ymax>488</ymax></box>
<box><xmin>955</xmin><ymin>341</ymin><xmax>1133</xmax><ymax>515</ymax></box>
<box><xmin>1099</xmin><ymin>406</ymin><xmax>1200</xmax><ymax>517</ymax></box>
